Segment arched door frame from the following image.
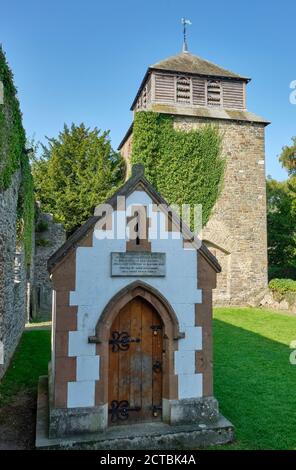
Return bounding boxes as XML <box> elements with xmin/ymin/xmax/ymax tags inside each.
<box><xmin>89</xmin><ymin>281</ymin><xmax>183</xmax><ymax>411</ymax></box>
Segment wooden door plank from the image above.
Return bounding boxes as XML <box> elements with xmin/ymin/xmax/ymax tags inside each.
<box><xmin>118</xmin><ymin>302</ymin><xmax>131</xmax><ymax>406</ymax></box>
<box><xmin>108</xmin><ymin>313</ymin><xmax>120</xmax><ymax>423</ymax></box>
<box><xmin>108</xmin><ymin>297</ymin><xmax>163</xmax><ymax>425</ymax></box>
<box><xmin>152</xmin><ymin>309</ymin><xmax>163</xmax><ymax>419</ymax></box>
<box><xmin>141</xmin><ymin>299</ymin><xmax>153</xmax><ymax>420</ymax></box>
<box><xmin>129</xmin><ymin>298</ymin><xmax>142</xmax><ymax>422</ymax></box>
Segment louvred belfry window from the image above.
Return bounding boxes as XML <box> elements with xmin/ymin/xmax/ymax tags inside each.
<box><xmin>207</xmin><ymin>80</ymin><xmax>221</xmax><ymax>107</ymax></box>
<box><xmin>176</xmin><ymin>76</ymin><xmax>191</xmax><ymax>104</ymax></box>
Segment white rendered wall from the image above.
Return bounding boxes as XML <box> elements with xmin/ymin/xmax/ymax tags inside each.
<box><xmin>67</xmin><ymin>191</ymin><xmax>202</xmax><ymax>407</ymax></box>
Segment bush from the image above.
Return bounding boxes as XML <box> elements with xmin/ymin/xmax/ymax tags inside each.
<box><xmin>269</xmin><ymin>278</ymin><xmax>296</xmax><ymax>295</ymax></box>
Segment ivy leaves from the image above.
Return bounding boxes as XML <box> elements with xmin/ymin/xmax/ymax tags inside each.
<box><xmin>0</xmin><ymin>46</ymin><xmax>26</xmax><ymax>189</ymax></box>
<box><xmin>131</xmin><ymin>111</ymin><xmax>225</xmax><ymax>227</ymax></box>
<box><xmin>0</xmin><ymin>46</ymin><xmax>34</xmax><ymax>264</ymax></box>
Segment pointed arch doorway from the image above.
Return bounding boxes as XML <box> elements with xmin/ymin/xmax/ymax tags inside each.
<box><xmin>108</xmin><ymin>297</ymin><xmax>163</xmax><ymax>425</ymax></box>
<box><xmin>90</xmin><ymin>281</ymin><xmax>182</xmax><ymax>426</ymax></box>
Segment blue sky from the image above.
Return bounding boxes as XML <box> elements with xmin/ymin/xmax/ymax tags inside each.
<box><xmin>1</xmin><ymin>0</ymin><xmax>295</xmax><ymax>181</ymax></box>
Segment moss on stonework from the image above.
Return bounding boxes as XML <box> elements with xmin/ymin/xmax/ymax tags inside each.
<box><xmin>131</xmin><ymin>111</ymin><xmax>225</xmax><ymax>228</ymax></box>
<box><xmin>36</xmin><ymin>238</ymin><xmax>52</xmax><ymax>247</ymax></box>
<box><xmin>36</xmin><ymin>220</ymin><xmax>49</xmax><ymax>233</ymax></box>
<box><xmin>17</xmin><ymin>155</ymin><xmax>34</xmax><ymax>263</ymax></box>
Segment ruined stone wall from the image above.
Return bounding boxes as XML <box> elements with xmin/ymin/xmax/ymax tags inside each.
<box><xmin>174</xmin><ymin>117</ymin><xmax>268</xmax><ymax>305</ymax></box>
<box><xmin>0</xmin><ymin>170</ymin><xmax>27</xmax><ymax>379</ymax></box>
<box><xmin>33</xmin><ymin>210</ymin><xmax>66</xmax><ymax>320</ymax></box>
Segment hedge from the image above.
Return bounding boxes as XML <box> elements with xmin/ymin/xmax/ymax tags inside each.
<box><xmin>269</xmin><ymin>278</ymin><xmax>296</xmax><ymax>295</ymax></box>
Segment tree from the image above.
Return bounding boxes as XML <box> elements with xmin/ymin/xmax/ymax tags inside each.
<box><xmin>267</xmin><ymin>177</ymin><xmax>296</xmax><ymax>279</ymax></box>
<box><xmin>32</xmin><ymin>123</ymin><xmax>125</xmax><ymax>233</ymax></box>
<box><xmin>279</xmin><ymin>136</ymin><xmax>296</xmax><ymax>175</ymax></box>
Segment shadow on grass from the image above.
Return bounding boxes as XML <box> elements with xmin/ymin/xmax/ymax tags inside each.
<box><xmin>213</xmin><ymin>318</ymin><xmax>296</xmax><ymax>450</ymax></box>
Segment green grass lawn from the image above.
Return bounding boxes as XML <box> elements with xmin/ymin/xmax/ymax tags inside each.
<box><xmin>0</xmin><ymin>308</ymin><xmax>295</xmax><ymax>450</ymax></box>
<box><xmin>0</xmin><ymin>330</ymin><xmax>51</xmax><ymax>406</ymax></box>
<box><xmin>213</xmin><ymin>307</ymin><xmax>296</xmax><ymax>450</ymax></box>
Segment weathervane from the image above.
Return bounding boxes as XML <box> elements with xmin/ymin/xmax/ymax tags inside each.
<box><xmin>181</xmin><ymin>18</ymin><xmax>192</xmax><ymax>53</ymax></box>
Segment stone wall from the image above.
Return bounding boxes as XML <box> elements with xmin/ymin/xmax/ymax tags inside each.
<box><xmin>260</xmin><ymin>290</ymin><xmax>296</xmax><ymax>314</ymax></box>
<box><xmin>173</xmin><ymin>117</ymin><xmax>268</xmax><ymax>305</ymax></box>
<box><xmin>0</xmin><ymin>185</ymin><xmax>66</xmax><ymax>379</ymax></box>
<box><xmin>121</xmin><ymin>132</ymin><xmax>133</xmax><ymax>177</ymax></box>
<box><xmin>0</xmin><ymin>170</ymin><xmax>27</xmax><ymax>379</ymax></box>
<box><xmin>33</xmin><ymin>209</ymin><xmax>66</xmax><ymax>320</ymax></box>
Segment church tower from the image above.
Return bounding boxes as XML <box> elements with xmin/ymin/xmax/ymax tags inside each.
<box><xmin>119</xmin><ymin>47</ymin><xmax>269</xmax><ymax>305</ymax></box>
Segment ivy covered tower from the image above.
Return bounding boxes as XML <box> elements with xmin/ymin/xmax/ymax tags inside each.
<box><xmin>119</xmin><ymin>49</ymin><xmax>269</xmax><ymax>305</ymax></box>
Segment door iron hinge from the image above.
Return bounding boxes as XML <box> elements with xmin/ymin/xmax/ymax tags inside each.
<box><xmin>109</xmin><ymin>400</ymin><xmax>141</xmax><ymax>422</ymax></box>
<box><xmin>109</xmin><ymin>331</ymin><xmax>141</xmax><ymax>352</ymax></box>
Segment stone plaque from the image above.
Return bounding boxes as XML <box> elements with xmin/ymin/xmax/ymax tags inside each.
<box><xmin>111</xmin><ymin>252</ymin><xmax>166</xmax><ymax>277</ymax></box>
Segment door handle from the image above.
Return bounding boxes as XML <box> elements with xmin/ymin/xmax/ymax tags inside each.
<box><xmin>152</xmin><ymin>361</ymin><xmax>162</xmax><ymax>373</ymax></box>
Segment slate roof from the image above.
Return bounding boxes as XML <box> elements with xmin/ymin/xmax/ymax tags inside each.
<box><xmin>150</xmin><ymin>52</ymin><xmax>250</xmax><ymax>80</ymax></box>
<box><xmin>48</xmin><ymin>164</ymin><xmax>221</xmax><ymax>274</ymax></box>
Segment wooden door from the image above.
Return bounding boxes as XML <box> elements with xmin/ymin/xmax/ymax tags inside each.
<box><xmin>108</xmin><ymin>297</ymin><xmax>163</xmax><ymax>425</ymax></box>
